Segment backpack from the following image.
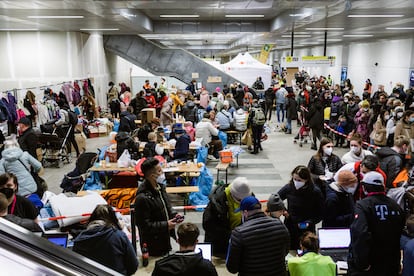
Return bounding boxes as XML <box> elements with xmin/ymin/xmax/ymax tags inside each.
<box><xmin>67</xmin><ymin>110</ymin><xmax>78</xmax><ymax>126</ymax></box>
<box><xmin>252</xmin><ymin>107</ymin><xmax>266</xmax><ymax>126</ymax></box>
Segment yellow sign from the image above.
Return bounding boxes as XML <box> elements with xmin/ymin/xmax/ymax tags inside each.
<box><xmin>258</xmin><ymin>44</ymin><xmax>274</xmax><ymax>64</ymax></box>
<box><xmin>302</xmin><ymin>56</ymin><xmax>336</xmax><ymax>66</ymax></box>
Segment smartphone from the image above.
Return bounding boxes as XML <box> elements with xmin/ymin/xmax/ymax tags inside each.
<box><xmin>298</xmin><ymin>222</ymin><xmax>308</xmax><ymax>230</ymax></box>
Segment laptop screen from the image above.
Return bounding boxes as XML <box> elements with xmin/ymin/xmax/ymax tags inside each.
<box><xmin>318</xmin><ymin>228</ymin><xmax>351</xmax><ymax>249</ymax></box>
<box><xmin>42</xmin><ymin>233</ymin><xmax>69</xmax><ymax>248</ymax></box>
<box><xmin>195</xmin><ymin>243</ymin><xmax>212</xmax><ymax>261</ymax></box>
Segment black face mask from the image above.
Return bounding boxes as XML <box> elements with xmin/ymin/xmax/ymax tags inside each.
<box><xmin>0</xmin><ymin>187</ymin><xmax>14</xmax><ymax>199</ymax></box>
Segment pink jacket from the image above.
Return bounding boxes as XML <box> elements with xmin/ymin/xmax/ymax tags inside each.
<box><xmin>199</xmin><ymin>90</ymin><xmax>210</xmax><ymax>109</ymax></box>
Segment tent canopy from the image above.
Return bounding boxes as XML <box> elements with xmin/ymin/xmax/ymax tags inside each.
<box><xmin>222</xmin><ymin>52</ymin><xmax>272</xmax><ymax>88</ymax></box>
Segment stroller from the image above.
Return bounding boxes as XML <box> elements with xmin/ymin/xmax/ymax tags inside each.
<box><xmin>294</xmin><ymin>107</ymin><xmax>311</xmax><ymax>147</ymax></box>
<box><xmin>38</xmin><ymin>123</ymin><xmax>73</xmax><ymax>167</ymax></box>
<box><xmin>60</xmin><ymin>152</ymin><xmax>98</xmax><ymax>193</ymax></box>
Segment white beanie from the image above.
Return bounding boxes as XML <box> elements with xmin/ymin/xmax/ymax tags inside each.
<box><xmin>230</xmin><ymin>177</ymin><xmax>251</xmax><ymax>201</ymax></box>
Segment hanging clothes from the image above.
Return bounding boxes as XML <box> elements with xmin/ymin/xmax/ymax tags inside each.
<box><xmin>61</xmin><ymin>83</ymin><xmax>74</xmax><ymax>103</ymax></box>
<box><xmin>36</xmin><ymin>102</ymin><xmax>50</xmax><ymax>126</ymax></box>
<box><xmin>3</xmin><ymin>92</ymin><xmax>17</xmax><ymax>123</ymax></box>
<box><xmin>72</xmin><ymin>81</ymin><xmax>81</xmax><ymax>106</ymax></box>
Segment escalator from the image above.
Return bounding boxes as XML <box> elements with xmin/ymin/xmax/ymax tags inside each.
<box><xmin>103</xmin><ymin>35</ymin><xmax>244</xmax><ymax>91</ymax></box>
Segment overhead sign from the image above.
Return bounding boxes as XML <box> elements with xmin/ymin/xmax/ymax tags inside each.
<box><xmin>302</xmin><ymin>56</ymin><xmax>336</xmax><ymax>66</ymax></box>
<box><xmin>258</xmin><ymin>44</ymin><xmax>274</xmax><ymax>64</ymax></box>
<box><xmin>207</xmin><ymin>76</ymin><xmax>222</xmax><ymax>83</ymax></box>
<box><xmin>281</xmin><ymin>56</ymin><xmax>301</xmax><ymax>68</ymax></box>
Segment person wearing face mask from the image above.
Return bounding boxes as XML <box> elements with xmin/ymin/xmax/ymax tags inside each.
<box><xmin>278</xmin><ymin>165</ymin><xmax>324</xmax><ymax>251</ymax></box>
<box><xmin>386</xmin><ymin>106</ymin><xmax>404</xmax><ymax>146</ymax></box>
<box><xmin>348</xmin><ymin>172</ymin><xmax>404</xmax><ymax>276</ymax></box>
<box><xmin>323</xmin><ymin>170</ymin><xmax>357</xmax><ymax>228</ymax></box>
<box><xmin>134</xmin><ymin>157</ymin><xmax>182</xmax><ymax>256</ymax></box>
<box><xmin>0</xmin><ymin>173</ymin><xmax>38</xmax><ymax>220</ymax></box>
<box><xmin>342</xmin><ymin>133</ymin><xmax>374</xmax><ymax>164</ymax></box>
<box><xmin>308</xmin><ymin>138</ymin><xmax>343</xmax><ymax>196</ymax></box>
<box><xmin>226</xmin><ymin>196</ymin><xmax>289</xmax><ymax>276</ymax></box>
<box><xmin>376</xmin><ymin>135</ymin><xmax>410</xmax><ymax>189</ymax></box>
<box><xmin>202</xmin><ymin>177</ymin><xmax>252</xmax><ymax>258</ymax></box>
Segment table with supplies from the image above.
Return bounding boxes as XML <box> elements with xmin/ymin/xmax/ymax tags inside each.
<box><xmin>88</xmin><ymin>162</ymin><xmax>136</xmax><ymax>187</ymax></box>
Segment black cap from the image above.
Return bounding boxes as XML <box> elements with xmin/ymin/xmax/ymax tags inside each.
<box><xmin>18</xmin><ymin>117</ymin><xmax>31</xmax><ymax>126</ymax></box>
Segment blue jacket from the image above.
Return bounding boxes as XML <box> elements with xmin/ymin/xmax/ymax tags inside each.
<box><xmin>73</xmin><ymin>223</ymin><xmax>138</xmax><ymax>275</ymax></box>
<box><xmin>323</xmin><ymin>183</ymin><xmax>354</xmax><ymax>228</ymax></box>
<box><xmin>174</xmin><ymin>134</ymin><xmax>191</xmax><ymax>160</ymax></box>
<box><xmin>0</xmin><ymin>147</ymin><xmax>42</xmax><ymax>196</ymax></box>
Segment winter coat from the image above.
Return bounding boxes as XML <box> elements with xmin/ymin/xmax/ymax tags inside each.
<box><xmin>160</xmin><ymin>100</ymin><xmax>173</xmax><ymax>126</ymax></box>
<box><xmin>130</xmin><ymin>96</ymin><xmax>148</xmax><ymax>117</ymax></box>
<box><xmin>341</xmin><ymin>149</ymin><xmax>373</xmax><ymax>164</ymax></box>
<box><xmin>153</xmin><ymin>250</ymin><xmax>217</xmax><ymax>276</ymax></box>
<box><xmin>18</xmin><ymin>127</ymin><xmax>39</xmax><ymax>159</ymax></box>
<box><xmin>394</xmin><ymin>120</ymin><xmax>414</xmax><ymax>143</ymax></box>
<box><xmin>170</xmin><ymin>93</ymin><xmax>184</xmax><ymax>114</ymax></box>
<box><xmin>8</xmin><ymin>194</ymin><xmax>39</xmax><ymax>219</ymax></box>
<box><xmin>275</xmin><ymin>88</ymin><xmax>286</xmax><ymax>104</ymax></box>
<box><xmin>0</xmin><ymin>147</ymin><xmax>42</xmax><ymax>196</ymax></box>
<box><xmin>286</xmin><ymin>96</ymin><xmax>298</xmax><ymax>120</ymax></box>
<box><xmin>348</xmin><ymin>194</ymin><xmax>404</xmax><ymax>276</ymax></box>
<box><xmin>199</xmin><ymin>90</ymin><xmax>210</xmax><ymax>109</ymax></box>
<box><xmin>202</xmin><ymin>184</ymin><xmax>232</xmax><ymax>256</ymax></box>
<box><xmin>145</xmin><ymin>93</ymin><xmax>157</xmax><ymax>108</ymax></box>
<box><xmin>307</xmin><ymin>102</ymin><xmax>324</xmax><ymax>130</ymax></box>
<box><xmin>278</xmin><ymin>182</ymin><xmax>324</xmax><ymax>249</ymax></box>
<box><xmin>354</xmin><ymin>109</ymin><xmax>371</xmax><ymax>142</ymax></box>
<box><xmin>322</xmin><ymin>183</ymin><xmax>355</xmax><ymax>228</ymax></box>
<box><xmin>73</xmin><ymin>223</ymin><xmax>138</xmax><ymax>275</ymax></box>
<box><xmin>308</xmin><ymin>154</ymin><xmax>343</xmax><ymax>183</ymax></box>
<box><xmin>264</xmin><ymin>88</ymin><xmax>275</xmax><ymax>104</ymax></box>
<box><xmin>115</xmin><ymin>132</ymin><xmax>139</xmax><ymax>159</ymax></box>
<box><xmin>195</xmin><ymin>119</ymin><xmax>218</xmax><ymax>146</ymax></box>
<box><xmin>233</xmin><ymin>109</ymin><xmax>247</xmax><ymax>131</ymax></box>
<box><xmin>135</xmin><ymin>180</ymin><xmax>177</xmax><ymax>256</ymax></box>
<box><xmin>119</xmin><ymin>111</ymin><xmax>137</xmax><ymax>133</ymax></box>
<box><xmin>403</xmin><ymin>239</ymin><xmax>414</xmax><ymax>276</ymax></box>
<box><xmin>376</xmin><ymin>147</ymin><xmax>404</xmax><ymax>189</ymax></box>
<box><xmin>107</xmin><ymin>86</ymin><xmax>119</xmax><ymax>103</ymax></box>
<box><xmin>216</xmin><ymin>109</ymin><xmax>233</xmax><ymax>130</ymax></box>
<box><xmin>182</xmin><ymin>101</ymin><xmax>198</xmax><ymax>124</ymax></box>
<box><xmin>226</xmin><ymin>212</ymin><xmax>289</xmax><ymax>276</ymax></box>
<box><xmin>174</xmin><ymin>134</ymin><xmax>191</xmax><ymax>160</ymax></box>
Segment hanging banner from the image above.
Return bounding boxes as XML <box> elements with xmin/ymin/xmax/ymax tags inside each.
<box><xmin>410</xmin><ymin>68</ymin><xmax>414</xmax><ymax>88</ymax></box>
<box><xmin>280</xmin><ymin>56</ymin><xmax>301</xmax><ymax>68</ymax></box>
<box><xmin>302</xmin><ymin>56</ymin><xmax>336</xmax><ymax>66</ymax></box>
<box><xmin>258</xmin><ymin>44</ymin><xmax>274</xmax><ymax>64</ymax></box>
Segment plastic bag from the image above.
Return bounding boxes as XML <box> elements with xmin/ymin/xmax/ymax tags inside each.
<box><xmin>189</xmin><ymin>165</ymin><xmax>213</xmax><ymax>209</ymax></box>
<box><xmin>197</xmin><ymin>146</ymin><xmax>208</xmax><ymax>164</ymax></box>
<box><xmin>218</xmin><ymin>130</ymin><xmax>227</xmax><ymax>148</ymax></box>
<box><xmin>84</xmin><ymin>171</ymin><xmax>102</xmax><ymax>191</ymax></box>
<box><xmin>118</xmin><ymin>149</ymin><xmax>131</xmax><ymax>168</ymax></box>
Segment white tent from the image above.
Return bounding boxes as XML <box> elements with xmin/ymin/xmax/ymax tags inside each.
<box><xmin>222</xmin><ymin>52</ymin><xmax>272</xmax><ymax>88</ymax></box>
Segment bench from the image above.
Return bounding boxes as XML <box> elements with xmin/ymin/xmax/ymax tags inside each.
<box><xmin>215</xmin><ymin>162</ymin><xmax>230</xmax><ymax>184</ymax></box>
<box><xmin>166</xmin><ymin>186</ymin><xmax>199</xmax><ymax>214</ymax></box>
<box><xmin>224</xmin><ymin>130</ymin><xmax>244</xmax><ymax>145</ymax></box>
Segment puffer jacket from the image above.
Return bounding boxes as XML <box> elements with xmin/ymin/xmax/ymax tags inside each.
<box><xmin>135</xmin><ymin>180</ymin><xmax>177</xmax><ymax>256</ymax></box>
<box><xmin>153</xmin><ymin>250</ymin><xmax>217</xmax><ymax>276</ymax></box>
<box><xmin>0</xmin><ymin>147</ymin><xmax>41</xmax><ymax>196</ymax></box>
<box><xmin>195</xmin><ymin>118</ymin><xmax>218</xmax><ymax>146</ymax></box>
<box><xmin>216</xmin><ymin>109</ymin><xmax>233</xmax><ymax>130</ymax></box>
<box><xmin>226</xmin><ymin>212</ymin><xmax>290</xmax><ymax>276</ymax></box>
<box><xmin>233</xmin><ymin>109</ymin><xmax>247</xmax><ymax>131</ymax></box>
<box><xmin>182</xmin><ymin>101</ymin><xmax>198</xmax><ymax>124</ymax></box>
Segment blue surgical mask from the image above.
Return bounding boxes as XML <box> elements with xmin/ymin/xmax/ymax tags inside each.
<box><xmin>409</xmin><ymin>118</ymin><xmax>414</xmax><ymax>123</ymax></box>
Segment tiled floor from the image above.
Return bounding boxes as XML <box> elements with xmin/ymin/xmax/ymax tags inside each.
<box><xmin>43</xmin><ymin>121</ymin><xmax>348</xmax><ymax>275</ymax></box>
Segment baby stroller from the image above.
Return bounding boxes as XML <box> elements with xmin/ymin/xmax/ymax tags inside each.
<box><xmin>294</xmin><ymin>107</ymin><xmax>311</xmax><ymax>147</ymax></box>
<box><xmin>60</xmin><ymin>152</ymin><xmax>98</xmax><ymax>193</ymax></box>
<box><xmin>38</xmin><ymin>122</ymin><xmax>72</xmax><ymax>167</ymax></box>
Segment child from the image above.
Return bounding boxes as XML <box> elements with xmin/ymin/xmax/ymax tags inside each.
<box><xmin>184</xmin><ymin>121</ymin><xmax>195</xmax><ymax>141</ymax></box>
<box><xmin>335</xmin><ymin>115</ymin><xmax>347</xmax><ymax>147</ymax></box>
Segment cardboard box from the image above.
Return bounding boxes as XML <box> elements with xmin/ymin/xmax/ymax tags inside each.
<box><xmin>141</xmin><ymin>108</ymin><xmax>156</xmax><ymax>125</ymax></box>
<box><xmin>72</xmin><ymin>132</ymin><xmax>87</xmax><ymax>152</ymax></box>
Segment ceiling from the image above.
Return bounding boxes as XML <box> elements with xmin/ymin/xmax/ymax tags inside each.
<box><xmin>0</xmin><ymin>0</ymin><xmax>413</xmax><ymax>58</ymax></box>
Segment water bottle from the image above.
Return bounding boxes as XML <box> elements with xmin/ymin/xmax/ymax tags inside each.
<box><xmin>105</xmin><ymin>155</ymin><xmax>110</xmax><ymax>165</ymax></box>
<box><xmin>142</xmin><ymin>243</ymin><xmax>149</xmax><ymax>267</ymax></box>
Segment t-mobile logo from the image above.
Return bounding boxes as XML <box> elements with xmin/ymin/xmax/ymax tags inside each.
<box><xmin>375</xmin><ymin>205</ymin><xmax>388</xmax><ymax>221</ymax></box>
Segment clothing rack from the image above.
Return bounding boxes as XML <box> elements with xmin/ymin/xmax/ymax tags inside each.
<box><xmin>0</xmin><ymin>78</ymin><xmax>91</xmax><ymax>95</ymax></box>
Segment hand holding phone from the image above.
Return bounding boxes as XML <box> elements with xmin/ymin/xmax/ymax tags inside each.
<box><xmin>173</xmin><ymin>214</ymin><xmax>185</xmax><ymax>223</ymax></box>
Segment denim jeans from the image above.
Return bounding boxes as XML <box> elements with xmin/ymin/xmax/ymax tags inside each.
<box><xmin>286</xmin><ymin>118</ymin><xmax>292</xmax><ymax>130</ymax></box>
<box><xmin>276</xmin><ymin>103</ymin><xmax>285</xmax><ymax>122</ymax></box>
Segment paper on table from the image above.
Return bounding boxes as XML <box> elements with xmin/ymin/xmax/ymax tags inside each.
<box><xmin>336</xmin><ymin>261</ymin><xmax>348</xmax><ymax>270</ymax></box>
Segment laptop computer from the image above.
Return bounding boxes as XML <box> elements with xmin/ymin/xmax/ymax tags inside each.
<box><xmin>42</xmin><ymin>232</ymin><xmax>69</xmax><ymax>248</ymax></box>
<box><xmin>318</xmin><ymin>228</ymin><xmax>350</xmax><ymax>262</ymax></box>
<box><xmin>195</xmin><ymin>243</ymin><xmax>212</xmax><ymax>261</ymax></box>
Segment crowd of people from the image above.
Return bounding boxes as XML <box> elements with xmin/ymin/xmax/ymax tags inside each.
<box><xmin>2</xmin><ymin>72</ymin><xmax>414</xmax><ymax>276</ymax></box>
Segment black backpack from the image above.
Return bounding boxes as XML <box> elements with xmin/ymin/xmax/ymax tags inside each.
<box><xmin>67</xmin><ymin>110</ymin><xmax>78</xmax><ymax>126</ymax></box>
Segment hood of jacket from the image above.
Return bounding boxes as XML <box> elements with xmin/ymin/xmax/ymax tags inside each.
<box><xmin>115</xmin><ymin>131</ymin><xmax>131</xmax><ymax>142</ymax></box>
<box><xmin>2</xmin><ymin>147</ymin><xmax>24</xmax><ymax>162</ymax></box>
<box><xmin>332</xmin><ymin>95</ymin><xmax>342</xmax><ymax>103</ymax></box>
<box><xmin>375</xmin><ymin>147</ymin><xmax>400</xmax><ymax>158</ymax></box>
<box><xmin>236</xmin><ymin>108</ymin><xmax>245</xmax><ymax>115</ymax></box>
<box><xmin>155</xmin><ymin>251</ymin><xmax>206</xmax><ymax>275</ymax></box>
<box><xmin>74</xmin><ymin>223</ymin><xmax>116</xmax><ymax>244</ymax></box>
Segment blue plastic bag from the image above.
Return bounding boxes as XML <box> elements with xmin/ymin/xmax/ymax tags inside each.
<box><xmin>218</xmin><ymin>130</ymin><xmax>227</xmax><ymax>148</ymax></box>
<box><xmin>113</xmin><ymin>119</ymin><xmax>120</xmax><ymax>132</ymax></box>
<box><xmin>189</xmin><ymin>165</ymin><xmax>213</xmax><ymax>209</ymax></box>
<box><xmin>197</xmin><ymin>146</ymin><xmax>208</xmax><ymax>164</ymax></box>
<box><xmin>84</xmin><ymin>171</ymin><xmax>102</xmax><ymax>190</ymax></box>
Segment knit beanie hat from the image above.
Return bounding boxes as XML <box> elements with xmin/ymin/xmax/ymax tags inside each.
<box><xmin>337</xmin><ymin>170</ymin><xmax>357</xmax><ymax>186</ymax></box>
<box><xmin>267</xmin><ymin>194</ymin><xmax>285</xmax><ymax>212</ymax></box>
<box><xmin>230</xmin><ymin>177</ymin><xmax>251</xmax><ymax>202</ymax></box>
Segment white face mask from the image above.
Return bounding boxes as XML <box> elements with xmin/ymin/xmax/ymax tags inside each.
<box><xmin>293</xmin><ymin>180</ymin><xmax>306</xmax><ymax>190</ymax></box>
<box><xmin>157</xmin><ymin>173</ymin><xmax>166</xmax><ymax>184</ymax></box>
<box><xmin>350</xmin><ymin>145</ymin><xmax>360</xmax><ymax>153</ymax></box>
<box><xmin>323</xmin><ymin>147</ymin><xmax>333</xmax><ymax>156</ymax></box>
<box><xmin>384</xmin><ymin>115</ymin><xmax>390</xmax><ymax>121</ymax></box>
<box><xmin>344</xmin><ymin>185</ymin><xmax>357</xmax><ymax>194</ymax></box>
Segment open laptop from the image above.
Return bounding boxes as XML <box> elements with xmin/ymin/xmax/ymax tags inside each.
<box><xmin>318</xmin><ymin>228</ymin><xmax>350</xmax><ymax>262</ymax></box>
<box><xmin>42</xmin><ymin>232</ymin><xmax>69</xmax><ymax>248</ymax></box>
<box><xmin>195</xmin><ymin>243</ymin><xmax>212</xmax><ymax>261</ymax></box>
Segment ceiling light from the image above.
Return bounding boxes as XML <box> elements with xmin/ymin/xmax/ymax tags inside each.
<box><xmin>289</xmin><ymin>14</ymin><xmax>306</xmax><ymax>17</ymax></box>
<box><xmin>281</xmin><ymin>35</ymin><xmax>311</xmax><ymax>38</ymax></box>
<box><xmin>343</xmin><ymin>34</ymin><xmax>373</xmax><ymax>37</ymax></box>
<box><xmin>306</xmin><ymin>27</ymin><xmax>344</xmax><ymax>31</ymax></box>
<box><xmin>386</xmin><ymin>27</ymin><xmax>414</xmax><ymax>30</ymax></box>
<box><xmin>80</xmin><ymin>28</ymin><xmax>119</xmax><ymax>31</ymax></box>
<box><xmin>348</xmin><ymin>14</ymin><xmax>404</xmax><ymax>18</ymax></box>
<box><xmin>225</xmin><ymin>15</ymin><xmax>264</xmax><ymax>18</ymax></box>
<box><xmin>159</xmin><ymin>15</ymin><xmax>199</xmax><ymax>18</ymax></box>
<box><xmin>0</xmin><ymin>28</ymin><xmax>39</xmax><ymax>31</ymax></box>
<box><xmin>317</xmin><ymin>38</ymin><xmax>342</xmax><ymax>42</ymax></box>
<box><xmin>28</xmin><ymin>15</ymin><xmax>84</xmax><ymax>19</ymax></box>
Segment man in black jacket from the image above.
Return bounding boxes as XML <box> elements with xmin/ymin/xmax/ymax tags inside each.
<box><xmin>226</xmin><ymin>196</ymin><xmax>290</xmax><ymax>276</ymax></box>
<box><xmin>17</xmin><ymin>117</ymin><xmax>38</xmax><ymax>159</ymax></box>
<box><xmin>348</xmin><ymin>171</ymin><xmax>405</xmax><ymax>276</ymax></box>
<box><xmin>153</xmin><ymin>222</ymin><xmax>217</xmax><ymax>276</ymax></box>
<box><xmin>135</xmin><ymin>158</ymin><xmax>183</xmax><ymax>256</ymax></box>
